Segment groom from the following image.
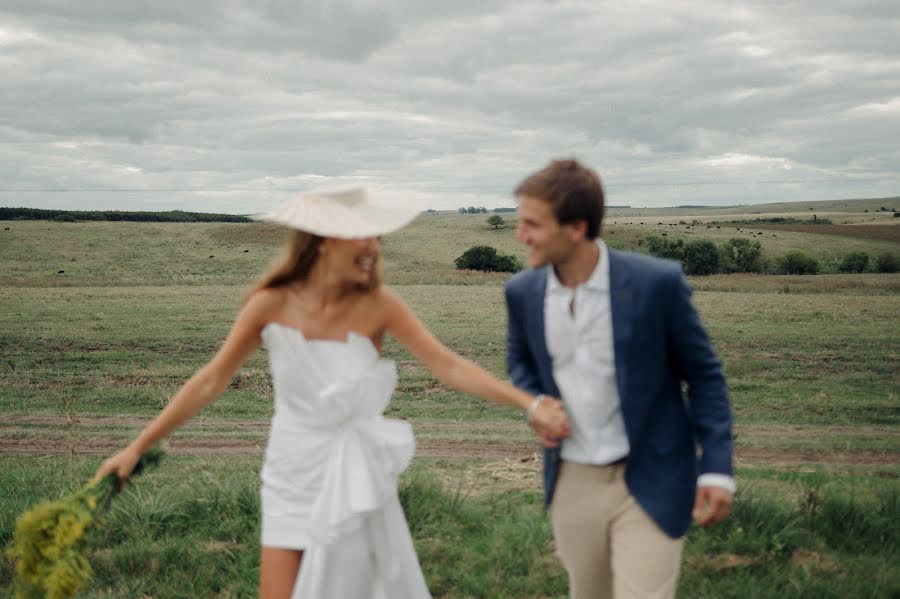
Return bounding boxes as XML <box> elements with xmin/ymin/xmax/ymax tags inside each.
<box><xmin>505</xmin><ymin>159</ymin><xmax>735</xmax><ymax>598</ymax></box>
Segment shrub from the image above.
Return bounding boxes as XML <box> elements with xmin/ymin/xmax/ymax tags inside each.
<box><xmin>818</xmin><ymin>256</ymin><xmax>842</xmax><ymax>274</ymax></box>
<box><xmin>720</xmin><ymin>238</ymin><xmax>763</xmax><ymax>273</ymax></box>
<box><xmin>645</xmin><ymin>236</ymin><xmax>684</xmax><ymax>261</ymax></box>
<box><xmin>774</xmin><ymin>251</ymin><xmax>820</xmax><ymax>275</ymax></box>
<box><xmin>838</xmin><ymin>252</ymin><xmax>870</xmax><ymax>273</ymax></box>
<box><xmin>875</xmin><ymin>252</ymin><xmax>899</xmax><ymax>273</ymax></box>
<box><xmin>454</xmin><ymin>245</ymin><xmax>522</xmax><ymax>273</ymax></box>
<box><xmin>682</xmin><ymin>240</ymin><xmax>721</xmax><ymax>276</ymax></box>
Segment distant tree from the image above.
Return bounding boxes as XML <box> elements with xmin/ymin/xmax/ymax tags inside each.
<box><xmin>454</xmin><ymin>245</ymin><xmax>522</xmax><ymax>273</ymax></box>
<box><xmin>720</xmin><ymin>238</ymin><xmax>763</xmax><ymax>273</ymax></box>
<box><xmin>838</xmin><ymin>252</ymin><xmax>870</xmax><ymax>273</ymax></box>
<box><xmin>487</xmin><ymin>215</ymin><xmax>506</xmax><ymax>229</ymax></box>
<box><xmin>774</xmin><ymin>251</ymin><xmax>820</xmax><ymax>275</ymax></box>
<box><xmin>480</xmin><ymin>207</ymin><xmax>488</xmax><ymax>213</ymax></box>
<box><xmin>458</xmin><ymin>207</ymin><xmax>466</xmax><ymax>214</ymax></box>
<box><xmin>875</xmin><ymin>252</ymin><xmax>899</xmax><ymax>273</ymax></box>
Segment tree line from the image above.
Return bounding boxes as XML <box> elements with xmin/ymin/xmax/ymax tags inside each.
<box><xmin>458</xmin><ymin>207</ymin><xmax>517</xmax><ymax>214</ymax></box>
<box><xmin>642</xmin><ymin>236</ymin><xmax>898</xmax><ymax>275</ymax></box>
<box><xmin>0</xmin><ymin>207</ymin><xmax>252</xmax><ymax>223</ymax></box>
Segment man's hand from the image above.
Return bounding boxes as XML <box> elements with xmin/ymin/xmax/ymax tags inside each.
<box><xmin>692</xmin><ymin>486</ymin><xmax>733</xmax><ymax>526</ymax></box>
<box><xmin>529</xmin><ymin>396</ymin><xmax>571</xmax><ymax>447</ymax></box>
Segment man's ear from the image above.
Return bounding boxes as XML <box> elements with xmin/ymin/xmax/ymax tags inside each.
<box><xmin>567</xmin><ymin>220</ymin><xmax>589</xmax><ymax>243</ymax></box>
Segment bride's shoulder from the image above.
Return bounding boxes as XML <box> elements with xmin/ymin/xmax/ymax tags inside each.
<box><xmin>243</xmin><ymin>286</ymin><xmax>290</xmax><ymax>320</ymax></box>
<box><xmin>370</xmin><ymin>285</ymin><xmax>404</xmax><ymax>310</ymax></box>
<box><xmin>369</xmin><ymin>286</ymin><xmax>418</xmax><ymax>329</ymax></box>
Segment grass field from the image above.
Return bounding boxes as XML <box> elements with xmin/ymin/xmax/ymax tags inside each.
<box><xmin>1</xmin><ymin>198</ymin><xmax>899</xmax><ymax>597</ymax></box>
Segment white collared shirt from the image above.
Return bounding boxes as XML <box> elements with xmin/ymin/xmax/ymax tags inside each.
<box><xmin>545</xmin><ymin>240</ymin><xmax>736</xmax><ymax>493</ymax></box>
<box><xmin>545</xmin><ymin>240</ymin><xmax>630</xmax><ymax>465</ymax></box>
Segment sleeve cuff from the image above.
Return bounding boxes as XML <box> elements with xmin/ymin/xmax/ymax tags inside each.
<box><xmin>697</xmin><ymin>473</ymin><xmax>736</xmax><ymax>494</ymax></box>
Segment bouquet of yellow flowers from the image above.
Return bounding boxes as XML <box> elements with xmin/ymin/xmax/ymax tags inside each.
<box><xmin>4</xmin><ymin>447</ymin><xmax>165</xmax><ymax>599</ymax></box>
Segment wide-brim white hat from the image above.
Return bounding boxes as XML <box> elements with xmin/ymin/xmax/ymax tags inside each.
<box><xmin>255</xmin><ymin>186</ymin><xmax>423</xmax><ymax>238</ymax></box>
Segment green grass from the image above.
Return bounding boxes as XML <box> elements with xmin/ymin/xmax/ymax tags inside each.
<box><xmin>2</xmin><ymin>283</ymin><xmax>897</xmax><ymax>427</ymax></box>
<box><xmin>3</xmin><ymin>212</ymin><xmax>898</xmax><ymax>288</ymax></box>
<box><xmin>1</xmin><ymin>456</ymin><xmax>898</xmax><ymax>598</ymax></box>
<box><xmin>1</xmin><ymin>215</ymin><xmax>899</xmax><ymax>597</ymax></box>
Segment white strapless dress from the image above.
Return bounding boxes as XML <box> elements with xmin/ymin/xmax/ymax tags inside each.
<box><xmin>260</xmin><ymin>322</ymin><xmax>430</xmax><ymax>599</ymax></box>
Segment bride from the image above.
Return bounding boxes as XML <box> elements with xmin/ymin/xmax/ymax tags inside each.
<box><xmin>95</xmin><ymin>187</ymin><xmax>570</xmax><ymax>598</ymax></box>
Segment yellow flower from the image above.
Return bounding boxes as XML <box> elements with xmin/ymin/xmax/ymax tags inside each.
<box><xmin>5</xmin><ymin>446</ymin><xmax>165</xmax><ymax>599</ymax></box>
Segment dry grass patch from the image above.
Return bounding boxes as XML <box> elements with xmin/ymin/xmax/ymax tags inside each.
<box><xmin>687</xmin><ymin>553</ymin><xmax>761</xmax><ymax>571</ymax></box>
<box><xmin>689</xmin><ymin>273</ymin><xmax>900</xmax><ymax>294</ymax></box>
<box><xmin>756</xmin><ymin>224</ymin><xmax>900</xmax><ymax>242</ymax></box>
<box><xmin>789</xmin><ymin>549</ymin><xmax>841</xmax><ymax>572</ymax></box>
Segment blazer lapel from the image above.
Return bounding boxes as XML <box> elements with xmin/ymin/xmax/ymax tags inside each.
<box><xmin>609</xmin><ymin>250</ymin><xmax>633</xmax><ymax>404</ymax></box>
<box><xmin>528</xmin><ymin>267</ymin><xmax>556</xmax><ymax>395</ymax></box>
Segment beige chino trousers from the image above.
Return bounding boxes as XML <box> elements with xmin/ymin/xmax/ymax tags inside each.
<box><xmin>550</xmin><ymin>461</ymin><xmax>684</xmax><ymax>599</ymax></box>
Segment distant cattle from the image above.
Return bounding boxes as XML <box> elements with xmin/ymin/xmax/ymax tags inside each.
<box><xmin>3</xmin><ymin>227</ymin><xmax>8</xmax><ymax>230</ymax></box>
<box><xmin>57</xmin><ymin>270</ymin><xmax>64</xmax><ymax>275</ymax></box>
<box><xmin>209</xmin><ymin>255</ymin><xmax>214</xmax><ymax>258</ymax></box>
<box><xmin>243</xmin><ymin>249</ymin><xmax>249</xmax><ymax>253</ymax></box>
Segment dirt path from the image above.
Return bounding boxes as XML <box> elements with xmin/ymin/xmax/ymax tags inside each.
<box><xmin>1</xmin><ymin>416</ymin><xmax>897</xmax><ymax>465</ymax></box>
<box><xmin>0</xmin><ymin>434</ymin><xmax>539</xmax><ymax>459</ymax></box>
<box><xmin>3</xmin><ymin>415</ymin><xmax>897</xmax><ymax>436</ymax></box>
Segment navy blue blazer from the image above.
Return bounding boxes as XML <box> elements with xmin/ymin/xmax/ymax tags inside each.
<box><xmin>505</xmin><ymin>247</ymin><xmax>733</xmax><ymax>538</ymax></box>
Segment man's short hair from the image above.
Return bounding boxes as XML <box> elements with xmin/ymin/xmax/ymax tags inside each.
<box><xmin>514</xmin><ymin>158</ymin><xmax>605</xmax><ymax>239</ymax></box>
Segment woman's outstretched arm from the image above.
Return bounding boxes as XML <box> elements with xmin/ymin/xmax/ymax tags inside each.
<box><xmin>379</xmin><ymin>287</ymin><xmax>570</xmax><ymax>439</ymax></box>
<box><xmin>94</xmin><ymin>289</ymin><xmax>278</xmax><ymax>483</ymax></box>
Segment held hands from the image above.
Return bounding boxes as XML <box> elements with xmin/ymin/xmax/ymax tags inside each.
<box><xmin>692</xmin><ymin>485</ymin><xmax>733</xmax><ymax>526</ymax></box>
<box><xmin>527</xmin><ymin>396</ymin><xmax>571</xmax><ymax>447</ymax></box>
<box><xmin>93</xmin><ymin>446</ymin><xmax>143</xmax><ymax>490</ymax></box>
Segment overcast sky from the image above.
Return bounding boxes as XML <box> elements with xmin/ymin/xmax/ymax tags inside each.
<box><xmin>1</xmin><ymin>1</ymin><xmax>898</xmax><ymax>212</ymax></box>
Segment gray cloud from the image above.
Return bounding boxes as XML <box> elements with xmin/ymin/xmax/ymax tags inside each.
<box><xmin>1</xmin><ymin>0</ymin><xmax>897</xmax><ymax>212</ymax></box>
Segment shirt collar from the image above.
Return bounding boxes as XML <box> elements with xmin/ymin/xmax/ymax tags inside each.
<box><xmin>547</xmin><ymin>239</ymin><xmax>609</xmax><ymax>294</ymax></box>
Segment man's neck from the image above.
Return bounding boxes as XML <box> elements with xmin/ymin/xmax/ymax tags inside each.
<box><xmin>554</xmin><ymin>240</ymin><xmax>601</xmax><ymax>288</ymax></box>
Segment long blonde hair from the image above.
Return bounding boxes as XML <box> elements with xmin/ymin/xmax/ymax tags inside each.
<box><xmin>245</xmin><ymin>230</ymin><xmax>382</xmax><ymax>302</ymax></box>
